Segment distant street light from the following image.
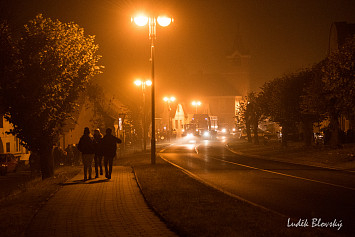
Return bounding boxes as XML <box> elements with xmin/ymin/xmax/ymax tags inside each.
<box><xmin>163</xmin><ymin>96</ymin><xmax>176</xmax><ymax>103</ymax></box>
<box><xmin>163</xmin><ymin>96</ymin><xmax>176</xmax><ymax>142</ymax></box>
<box><xmin>192</xmin><ymin>101</ymin><xmax>202</xmax><ymax>113</ymax></box>
<box><xmin>132</xmin><ymin>14</ymin><xmax>173</xmax><ymax>164</ymax></box>
<box><xmin>134</xmin><ymin>79</ymin><xmax>152</xmax><ymax>87</ymax></box>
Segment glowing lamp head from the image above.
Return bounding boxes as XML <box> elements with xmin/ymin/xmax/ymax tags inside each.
<box><xmin>133</xmin><ymin>15</ymin><xmax>148</xmax><ymax>26</ymax></box>
<box><xmin>164</xmin><ymin>96</ymin><xmax>176</xmax><ymax>102</ymax></box>
<box><xmin>192</xmin><ymin>101</ymin><xmax>201</xmax><ymax>106</ymax></box>
<box><xmin>157</xmin><ymin>16</ymin><xmax>172</xmax><ymax>27</ymax></box>
<box><xmin>145</xmin><ymin>80</ymin><xmax>152</xmax><ymax>86</ymax></box>
<box><xmin>134</xmin><ymin>79</ymin><xmax>142</xmax><ymax>86</ymax></box>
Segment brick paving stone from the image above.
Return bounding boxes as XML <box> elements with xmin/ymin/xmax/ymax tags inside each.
<box><xmin>25</xmin><ymin>166</ymin><xmax>176</xmax><ymax>237</ymax></box>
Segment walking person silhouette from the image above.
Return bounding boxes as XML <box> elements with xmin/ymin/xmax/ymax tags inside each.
<box><xmin>77</xmin><ymin>127</ymin><xmax>95</xmax><ymax>181</ymax></box>
<box><xmin>101</xmin><ymin>128</ymin><xmax>122</xmax><ymax>179</ymax></box>
<box><xmin>93</xmin><ymin>129</ymin><xmax>103</xmax><ymax>178</ymax></box>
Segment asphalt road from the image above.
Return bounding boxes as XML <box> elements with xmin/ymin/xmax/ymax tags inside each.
<box><xmin>159</xmin><ymin>137</ymin><xmax>355</xmax><ymax>234</ymax></box>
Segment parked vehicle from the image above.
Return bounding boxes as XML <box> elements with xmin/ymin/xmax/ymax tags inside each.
<box><xmin>314</xmin><ymin>132</ymin><xmax>325</xmax><ymax>145</ymax></box>
<box><xmin>0</xmin><ymin>154</ymin><xmax>19</xmax><ymax>175</ymax></box>
<box><xmin>182</xmin><ymin>123</ymin><xmax>198</xmax><ymax>137</ymax></box>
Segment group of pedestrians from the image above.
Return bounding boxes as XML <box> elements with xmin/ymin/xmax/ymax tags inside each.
<box><xmin>77</xmin><ymin>127</ymin><xmax>122</xmax><ymax>181</ymax></box>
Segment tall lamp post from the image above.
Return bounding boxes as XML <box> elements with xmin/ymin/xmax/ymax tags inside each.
<box><xmin>132</xmin><ymin>14</ymin><xmax>173</xmax><ymax>164</ymax></box>
<box><xmin>192</xmin><ymin>101</ymin><xmax>202</xmax><ymax>114</ymax></box>
<box><xmin>134</xmin><ymin>79</ymin><xmax>152</xmax><ymax>152</ymax></box>
<box><xmin>163</xmin><ymin>96</ymin><xmax>176</xmax><ymax>142</ymax></box>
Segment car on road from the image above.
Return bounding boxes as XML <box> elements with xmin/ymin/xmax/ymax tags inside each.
<box><xmin>200</xmin><ymin>129</ymin><xmax>217</xmax><ymax>140</ymax></box>
<box><xmin>0</xmin><ymin>153</ymin><xmax>19</xmax><ymax>175</ymax></box>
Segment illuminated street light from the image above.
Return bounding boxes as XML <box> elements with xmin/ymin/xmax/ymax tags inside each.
<box><xmin>192</xmin><ymin>101</ymin><xmax>202</xmax><ymax>113</ymax></box>
<box><xmin>134</xmin><ymin>79</ymin><xmax>152</xmax><ymax>151</ymax></box>
<box><xmin>163</xmin><ymin>96</ymin><xmax>176</xmax><ymax>102</ymax></box>
<box><xmin>133</xmin><ymin>15</ymin><xmax>148</xmax><ymax>26</ymax></box>
<box><xmin>134</xmin><ymin>80</ymin><xmax>142</xmax><ymax>86</ymax></box>
<box><xmin>157</xmin><ymin>16</ymin><xmax>172</xmax><ymax>27</ymax></box>
<box><xmin>145</xmin><ymin>80</ymin><xmax>152</xmax><ymax>86</ymax></box>
<box><xmin>134</xmin><ymin>79</ymin><xmax>152</xmax><ymax>87</ymax></box>
<box><xmin>132</xmin><ymin>13</ymin><xmax>173</xmax><ymax>164</ymax></box>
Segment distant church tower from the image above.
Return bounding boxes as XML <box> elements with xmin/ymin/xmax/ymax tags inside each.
<box><xmin>224</xmin><ymin>28</ymin><xmax>251</xmax><ymax>97</ymax></box>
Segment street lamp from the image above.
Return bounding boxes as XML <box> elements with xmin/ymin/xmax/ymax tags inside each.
<box><xmin>132</xmin><ymin>14</ymin><xmax>173</xmax><ymax>164</ymax></box>
<box><xmin>163</xmin><ymin>96</ymin><xmax>176</xmax><ymax>103</ymax></box>
<box><xmin>134</xmin><ymin>79</ymin><xmax>152</xmax><ymax>87</ymax></box>
<box><xmin>192</xmin><ymin>101</ymin><xmax>202</xmax><ymax>114</ymax></box>
<box><xmin>134</xmin><ymin>79</ymin><xmax>152</xmax><ymax>152</ymax></box>
<box><xmin>163</xmin><ymin>96</ymin><xmax>176</xmax><ymax>142</ymax></box>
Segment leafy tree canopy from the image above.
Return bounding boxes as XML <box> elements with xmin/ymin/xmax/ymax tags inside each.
<box><xmin>0</xmin><ymin>21</ymin><xmax>18</xmax><ymax>114</ymax></box>
<box><xmin>260</xmin><ymin>69</ymin><xmax>313</xmax><ymax>146</ymax></box>
<box><xmin>1</xmin><ymin>14</ymin><xmax>103</xmax><ymax>154</ymax></box>
<box><xmin>322</xmin><ymin>35</ymin><xmax>355</xmax><ymax>117</ymax></box>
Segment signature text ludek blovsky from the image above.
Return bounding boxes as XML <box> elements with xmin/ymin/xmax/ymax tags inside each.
<box><xmin>287</xmin><ymin>218</ymin><xmax>343</xmax><ymax>231</ymax></box>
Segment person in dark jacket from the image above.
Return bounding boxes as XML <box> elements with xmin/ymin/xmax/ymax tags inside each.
<box><xmin>93</xmin><ymin>128</ymin><xmax>103</xmax><ymax>178</ymax></box>
<box><xmin>101</xmin><ymin>128</ymin><xmax>121</xmax><ymax>179</ymax></box>
<box><xmin>77</xmin><ymin>127</ymin><xmax>95</xmax><ymax>181</ymax></box>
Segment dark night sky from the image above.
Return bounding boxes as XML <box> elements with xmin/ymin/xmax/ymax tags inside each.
<box><xmin>2</xmin><ymin>0</ymin><xmax>355</xmax><ymax>109</ymax></box>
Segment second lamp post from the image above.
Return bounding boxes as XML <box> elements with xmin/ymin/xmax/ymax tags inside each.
<box><xmin>133</xmin><ymin>14</ymin><xmax>173</xmax><ymax>164</ymax></box>
<box><xmin>134</xmin><ymin>79</ymin><xmax>152</xmax><ymax>152</ymax></box>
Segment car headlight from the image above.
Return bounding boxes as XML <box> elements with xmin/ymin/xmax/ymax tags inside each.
<box><xmin>186</xmin><ymin>133</ymin><xmax>193</xmax><ymax>138</ymax></box>
<box><xmin>203</xmin><ymin>131</ymin><xmax>210</xmax><ymax>137</ymax></box>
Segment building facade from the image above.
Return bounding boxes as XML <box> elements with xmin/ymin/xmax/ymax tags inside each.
<box><xmin>0</xmin><ymin>115</ymin><xmax>29</xmax><ymax>161</ymax></box>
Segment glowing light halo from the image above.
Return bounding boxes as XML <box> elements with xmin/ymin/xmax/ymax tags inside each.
<box><xmin>145</xmin><ymin>80</ymin><xmax>152</xmax><ymax>86</ymax></box>
<box><xmin>133</xmin><ymin>15</ymin><xmax>148</xmax><ymax>26</ymax></box>
<box><xmin>134</xmin><ymin>79</ymin><xmax>142</xmax><ymax>86</ymax></box>
<box><xmin>163</xmin><ymin>96</ymin><xmax>176</xmax><ymax>102</ymax></box>
<box><xmin>157</xmin><ymin>16</ymin><xmax>172</xmax><ymax>27</ymax></box>
<box><xmin>192</xmin><ymin>101</ymin><xmax>201</xmax><ymax>106</ymax></box>
<box><xmin>134</xmin><ymin>79</ymin><xmax>152</xmax><ymax>87</ymax></box>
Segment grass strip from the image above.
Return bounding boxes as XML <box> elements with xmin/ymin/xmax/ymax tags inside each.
<box><xmin>121</xmin><ymin>153</ymin><xmax>338</xmax><ymax>237</ymax></box>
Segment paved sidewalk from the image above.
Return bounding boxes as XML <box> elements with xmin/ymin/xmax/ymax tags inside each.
<box><xmin>25</xmin><ymin>166</ymin><xmax>176</xmax><ymax>237</ymax></box>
